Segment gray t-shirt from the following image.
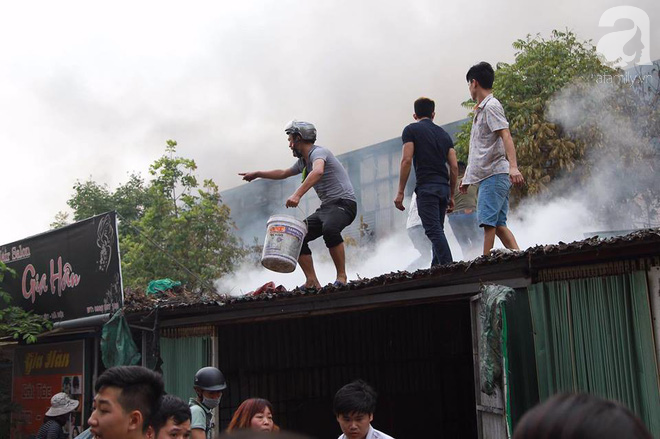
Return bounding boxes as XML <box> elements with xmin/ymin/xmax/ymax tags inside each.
<box><xmin>462</xmin><ymin>94</ymin><xmax>511</xmax><ymax>185</ymax></box>
<box><xmin>289</xmin><ymin>145</ymin><xmax>356</xmax><ymax>204</ymax></box>
<box><xmin>189</xmin><ymin>399</ymin><xmax>213</xmax><ymax>439</ymax></box>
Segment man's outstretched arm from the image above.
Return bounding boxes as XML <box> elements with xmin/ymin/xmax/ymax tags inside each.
<box><xmin>239</xmin><ymin>168</ymin><xmax>296</xmax><ymax>181</ymax></box>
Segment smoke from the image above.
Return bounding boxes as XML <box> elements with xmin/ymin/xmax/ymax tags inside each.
<box><xmin>545</xmin><ymin>70</ymin><xmax>660</xmax><ymax>230</ymax></box>
<box><xmin>218</xmin><ymin>67</ymin><xmax>660</xmax><ymax>296</ymax></box>
<box><xmin>509</xmin><ymin>68</ymin><xmax>659</xmax><ymax>248</ymax></box>
<box><xmin>7</xmin><ymin>0</ymin><xmax>655</xmax><ymax>244</ymax></box>
<box><xmin>218</xmin><ymin>190</ymin><xmax>602</xmax><ymax>295</ymax></box>
<box><xmin>217</xmin><ymin>218</ymin><xmax>465</xmax><ymax>294</ymax></box>
<box><xmin>508</xmin><ymin>195</ymin><xmax>604</xmax><ymax>248</ymax></box>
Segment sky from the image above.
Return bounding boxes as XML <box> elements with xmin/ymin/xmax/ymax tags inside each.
<box><xmin>1</xmin><ymin>0</ymin><xmax>659</xmax><ymax>245</ymax></box>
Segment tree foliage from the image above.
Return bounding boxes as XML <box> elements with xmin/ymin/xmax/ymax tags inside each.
<box><xmin>0</xmin><ymin>261</ymin><xmax>52</xmax><ymax>344</ymax></box>
<box><xmin>498</xmin><ymin>30</ymin><xmax>619</xmax><ymax>197</ymax></box>
<box><xmin>59</xmin><ymin>141</ymin><xmax>244</xmax><ymax>291</ymax></box>
<box><xmin>49</xmin><ymin>211</ymin><xmax>70</xmax><ymax>229</ymax></box>
<box><xmin>64</xmin><ymin>173</ymin><xmax>151</xmax><ymax>239</ymax></box>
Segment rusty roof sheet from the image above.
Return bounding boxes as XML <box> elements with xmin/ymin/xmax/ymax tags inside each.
<box><xmin>122</xmin><ymin>228</ymin><xmax>660</xmax><ymax>313</ymax></box>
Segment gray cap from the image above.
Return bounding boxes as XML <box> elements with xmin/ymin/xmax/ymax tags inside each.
<box><xmin>284</xmin><ymin>120</ymin><xmax>317</xmax><ymax>141</ymax></box>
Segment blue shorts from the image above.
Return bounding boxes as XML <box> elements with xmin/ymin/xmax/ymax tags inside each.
<box><xmin>477</xmin><ymin>173</ymin><xmax>511</xmax><ymax>228</ymax></box>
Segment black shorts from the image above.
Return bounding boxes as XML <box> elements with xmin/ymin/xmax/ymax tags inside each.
<box><xmin>300</xmin><ymin>199</ymin><xmax>357</xmax><ymax>255</ymax></box>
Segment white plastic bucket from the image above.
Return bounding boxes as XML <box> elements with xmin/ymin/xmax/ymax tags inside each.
<box><xmin>261</xmin><ymin>215</ymin><xmax>308</xmax><ymax>273</ymax></box>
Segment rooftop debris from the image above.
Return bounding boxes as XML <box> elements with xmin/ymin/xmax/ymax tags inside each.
<box><xmin>122</xmin><ymin>228</ymin><xmax>660</xmax><ymax>313</ymax></box>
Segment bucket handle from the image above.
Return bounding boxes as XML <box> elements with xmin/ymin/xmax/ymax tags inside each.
<box><xmin>296</xmin><ymin>205</ymin><xmax>308</xmax><ymax>227</ymax></box>
<box><xmin>271</xmin><ymin>206</ymin><xmax>309</xmax><ymax>228</ymax></box>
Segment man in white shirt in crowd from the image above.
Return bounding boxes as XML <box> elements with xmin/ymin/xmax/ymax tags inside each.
<box><xmin>334</xmin><ymin>380</ymin><xmax>394</xmax><ymax>439</ymax></box>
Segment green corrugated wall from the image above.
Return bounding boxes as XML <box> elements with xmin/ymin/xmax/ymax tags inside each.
<box><xmin>528</xmin><ymin>271</ymin><xmax>660</xmax><ymax>436</ymax></box>
<box><xmin>503</xmin><ymin>289</ymin><xmax>540</xmax><ymax>430</ymax></box>
<box><xmin>160</xmin><ymin>335</ymin><xmax>212</xmax><ymax>401</ymax></box>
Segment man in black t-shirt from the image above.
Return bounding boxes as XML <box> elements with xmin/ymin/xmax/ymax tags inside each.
<box><xmin>394</xmin><ymin>97</ymin><xmax>458</xmax><ymax>266</ymax></box>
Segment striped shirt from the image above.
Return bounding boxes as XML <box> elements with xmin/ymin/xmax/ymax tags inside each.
<box><xmin>35</xmin><ymin>420</ymin><xmax>65</xmax><ymax>439</ymax></box>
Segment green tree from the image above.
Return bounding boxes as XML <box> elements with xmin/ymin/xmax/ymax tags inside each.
<box><xmin>454</xmin><ymin>101</ymin><xmax>476</xmax><ymax>164</ymax></box>
<box><xmin>66</xmin><ymin>173</ymin><xmax>152</xmax><ymax>239</ymax></box>
<box><xmin>67</xmin><ymin>179</ymin><xmax>114</xmax><ymax>221</ymax></box>
<box><xmin>49</xmin><ymin>211</ymin><xmax>70</xmax><ymax>229</ymax></box>
<box><xmin>455</xmin><ymin>30</ymin><xmax>616</xmax><ymax>198</ymax></box>
<box><xmin>60</xmin><ymin>141</ymin><xmax>244</xmax><ymax>291</ymax></box>
<box><xmin>0</xmin><ymin>261</ymin><xmax>52</xmax><ymax>343</ymax></box>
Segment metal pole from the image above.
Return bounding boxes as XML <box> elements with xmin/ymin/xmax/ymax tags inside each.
<box><xmin>93</xmin><ymin>336</ymin><xmax>99</xmax><ymax>388</ymax></box>
<box><xmin>141</xmin><ymin>331</ymin><xmax>147</xmax><ymax>368</ymax></box>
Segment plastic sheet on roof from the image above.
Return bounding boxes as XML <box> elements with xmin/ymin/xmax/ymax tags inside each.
<box><xmin>479</xmin><ymin>284</ymin><xmax>513</xmax><ymax>395</ymax></box>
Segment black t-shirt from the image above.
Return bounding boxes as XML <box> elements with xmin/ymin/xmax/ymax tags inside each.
<box><xmin>401</xmin><ymin>119</ymin><xmax>454</xmax><ymax>186</ymax></box>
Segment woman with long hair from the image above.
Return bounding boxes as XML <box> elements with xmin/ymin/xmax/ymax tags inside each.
<box><xmin>226</xmin><ymin>398</ymin><xmax>278</xmax><ymax>433</ymax></box>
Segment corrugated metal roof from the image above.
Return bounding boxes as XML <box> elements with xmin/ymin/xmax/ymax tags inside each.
<box><xmin>122</xmin><ymin>228</ymin><xmax>660</xmax><ymax>313</ymax></box>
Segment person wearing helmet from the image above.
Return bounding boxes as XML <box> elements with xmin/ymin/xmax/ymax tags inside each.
<box><xmin>240</xmin><ymin>120</ymin><xmax>357</xmax><ymax>289</ymax></box>
<box><xmin>190</xmin><ymin>366</ymin><xmax>227</xmax><ymax>439</ymax></box>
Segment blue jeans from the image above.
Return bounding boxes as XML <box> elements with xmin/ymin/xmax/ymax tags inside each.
<box><xmin>477</xmin><ymin>173</ymin><xmax>511</xmax><ymax>227</ymax></box>
<box><xmin>416</xmin><ymin>184</ymin><xmax>453</xmax><ymax>266</ymax></box>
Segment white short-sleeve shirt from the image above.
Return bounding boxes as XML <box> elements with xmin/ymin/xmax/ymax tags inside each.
<box><xmin>338</xmin><ymin>425</ymin><xmax>395</xmax><ymax>439</ymax></box>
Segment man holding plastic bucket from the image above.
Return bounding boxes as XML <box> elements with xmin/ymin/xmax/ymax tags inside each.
<box><xmin>239</xmin><ymin>120</ymin><xmax>357</xmax><ymax>289</ymax></box>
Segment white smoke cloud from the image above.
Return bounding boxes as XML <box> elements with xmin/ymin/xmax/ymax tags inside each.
<box><xmin>219</xmin><ymin>66</ymin><xmax>660</xmax><ymax>296</ymax></box>
<box><xmin>508</xmin><ymin>195</ymin><xmax>604</xmax><ymax>248</ymax></box>
<box><xmin>545</xmin><ymin>72</ymin><xmax>660</xmax><ymax>230</ymax></box>
<box><xmin>3</xmin><ymin>0</ymin><xmax>659</xmax><ymax>245</ymax></box>
<box><xmin>216</xmin><ymin>219</ymin><xmax>466</xmax><ymax>294</ymax></box>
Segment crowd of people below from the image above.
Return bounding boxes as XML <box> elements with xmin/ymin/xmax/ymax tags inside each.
<box><xmin>34</xmin><ymin>365</ymin><xmax>653</xmax><ymax>439</ymax></box>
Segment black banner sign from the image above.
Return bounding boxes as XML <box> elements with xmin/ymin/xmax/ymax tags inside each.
<box><xmin>0</xmin><ymin>212</ymin><xmax>122</xmax><ymax>322</ymax></box>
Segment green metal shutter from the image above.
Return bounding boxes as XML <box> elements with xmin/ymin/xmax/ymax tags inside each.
<box><xmin>528</xmin><ymin>272</ymin><xmax>660</xmax><ymax>436</ymax></box>
<box><xmin>161</xmin><ymin>334</ymin><xmax>213</xmax><ymax>401</ymax></box>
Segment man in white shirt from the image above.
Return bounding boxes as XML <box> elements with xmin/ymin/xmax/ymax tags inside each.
<box><xmin>405</xmin><ymin>192</ymin><xmax>432</xmax><ymax>270</ymax></box>
<box><xmin>334</xmin><ymin>380</ymin><xmax>394</xmax><ymax>439</ymax></box>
